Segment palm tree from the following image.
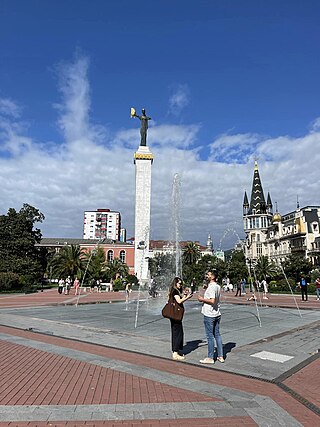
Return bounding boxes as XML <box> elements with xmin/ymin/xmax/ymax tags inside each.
<box><xmin>50</xmin><ymin>245</ymin><xmax>85</xmax><ymax>280</ymax></box>
<box><xmin>255</xmin><ymin>256</ymin><xmax>278</xmax><ymax>280</ymax></box>
<box><xmin>105</xmin><ymin>257</ymin><xmax>129</xmax><ymax>280</ymax></box>
<box><xmin>183</xmin><ymin>241</ymin><xmax>201</xmax><ymax>265</ymax></box>
<box><xmin>82</xmin><ymin>247</ymin><xmax>106</xmax><ymax>281</ymax></box>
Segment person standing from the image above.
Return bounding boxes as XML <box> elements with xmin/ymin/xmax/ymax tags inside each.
<box><xmin>58</xmin><ymin>278</ymin><xmax>64</xmax><ymax>294</ymax></box>
<box><xmin>300</xmin><ymin>276</ymin><xmax>308</xmax><ymax>301</ymax></box>
<box><xmin>315</xmin><ymin>276</ymin><xmax>320</xmax><ymax>301</ymax></box>
<box><xmin>65</xmin><ymin>276</ymin><xmax>71</xmax><ymax>295</ymax></box>
<box><xmin>198</xmin><ymin>271</ymin><xmax>224</xmax><ymax>364</ymax></box>
<box><xmin>261</xmin><ymin>278</ymin><xmax>268</xmax><ymax>299</ymax></box>
<box><xmin>241</xmin><ymin>278</ymin><xmax>246</xmax><ymax>294</ymax></box>
<box><xmin>235</xmin><ymin>280</ymin><xmax>242</xmax><ymax>297</ymax></box>
<box><xmin>74</xmin><ymin>277</ymin><xmax>80</xmax><ymax>295</ymax></box>
<box><xmin>168</xmin><ymin>277</ymin><xmax>193</xmax><ymax>361</ymax></box>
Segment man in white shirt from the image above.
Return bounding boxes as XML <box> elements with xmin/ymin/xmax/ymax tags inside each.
<box><xmin>198</xmin><ymin>271</ymin><xmax>224</xmax><ymax>364</ymax></box>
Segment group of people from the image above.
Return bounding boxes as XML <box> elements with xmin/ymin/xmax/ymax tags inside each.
<box><xmin>299</xmin><ymin>275</ymin><xmax>320</xmax><ymax>301</ymax></box>
<box><xmin>57</xmin><ymin>276</ymin><xmax>79</xmax><ymax>295</ymax></box>
<box><xmin>168</xmin><ymin>271</ymin><xmax>224</xmax><ymax>365</ymax></box>
<box><xmin>233</xmin><ymin>278</ymin><xmax>269</xmax><ymax>300</ymax></box>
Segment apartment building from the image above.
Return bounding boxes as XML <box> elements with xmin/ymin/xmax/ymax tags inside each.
<box><xmin>83</xmin><ymin>209</ymin><xmax>121</xmax><ymax>241</ymax></box>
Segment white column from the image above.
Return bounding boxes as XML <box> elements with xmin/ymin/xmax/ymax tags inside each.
<box><xmin>134</xmin><ymin>146</ymin><xmax>153</xmax><ymax>284</ymax></box>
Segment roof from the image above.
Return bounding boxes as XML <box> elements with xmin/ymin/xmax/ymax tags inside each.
<box><xmin>248</xmin><ymin>163</ymin><xmax>267</xmax><ymax>214</ymax></box>
<box><xmin>37</xmin><ymin>238</ymin><xmax>133</xmax><ymax>247</ymax></box>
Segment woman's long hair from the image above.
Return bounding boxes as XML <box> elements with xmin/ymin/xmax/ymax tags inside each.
<box><xmin>169</xmin><ymin>277</ymin><xmax>182</xmax><ymax>298</ymax></box>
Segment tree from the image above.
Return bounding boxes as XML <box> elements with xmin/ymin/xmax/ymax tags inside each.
<box><xmin>227</xmin><ymin>250</ymin><xmax>248</xmax><ymax>284</ymax></box>
<box><xmin>255</xmin><ymin>255</ymin><xmax>278</xmax><ymax>281</ymax></box>
<box><xmin>49</xmin><ymin>245</ymin><xmax>85</xmax><ymax>280</ymax></box>
<box><xmin>182</xmin><ymin>254</ymin><xmax>228</xmax><ymax>288</ymax></box>
<box><xmin>82</xmin><ymin>247</ymin><xmax>106</xmax><ymax>282</ymax></box>
<box><xmin>183</xmin><ymin>241</ymin><xmax>201</xmax><ymax>265</ymax></box>
<box><xmin>148</xmin><ymin>253</ymin><xmax>176</xmax><ymax>286</ymax></box>
<box><xmin>105</xmin><ymin>258</ymin><xmax>129</xmax><ymax>281</ymax></box>
<box><xmin>282</xmin><ymin>254</ymin><xmax>312</xmax><ymax>282</ymax></box>
<box><xmin>0</xmin><ymin>204</ymin><xmax>45</xmax><ymax>289</ymax></box>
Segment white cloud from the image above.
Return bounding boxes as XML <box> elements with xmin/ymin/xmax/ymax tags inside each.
<box><xmin>209</xmin><ymin>132</ymin><xmax>261</xmax><ymax>163</ymax></box>
<box><xmin>310</xmin><ymin>117</ymin><xmax>320</xmax><ymax>132</ymax></box>
<box><xmin>0</xmin><ymin>98</ymin><xmax>21</xmax><ymax>118</ymax></box>
<box><xmin>116</xmin><ymin>124</ymin><xmax>200</xmax><ymax>149</ymax></box>
<box><xmin>168</xmin><ymin>84</ymin><xmax>190</xmax><ymax>115</ymax></box>
<box><xmin>0</xmin><ymin>55</ymin><xmax>320</xmax><ymax>250</ymax></box>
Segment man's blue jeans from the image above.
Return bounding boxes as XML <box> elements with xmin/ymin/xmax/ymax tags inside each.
<box><xmin>203</xmin><ymin>315</ymin><xmax>223</xmax><ymax>359</ymax></box>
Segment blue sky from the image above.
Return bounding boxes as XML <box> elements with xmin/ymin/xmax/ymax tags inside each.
<box><xmin>0</xmin><ymin>1</ymin><xmax>320</xmax><ymax>248</ymax></box>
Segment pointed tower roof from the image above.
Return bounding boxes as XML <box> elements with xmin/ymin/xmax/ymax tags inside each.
<box><xmin>206</xmin><ymin>233</ymin><xmax>213</xmax><ymax>251</ymax></box>
<box><xmin>267</xmin><ymin>192</ymin><xmax>273</xmax><ymax>209</ymax></box>
<box><xmin>248</xmin><ymin>161</ymin><xmax>267</xmax><ymax>214</ymax></box>
<box><xmin>243</xmin><ymin>191</ymin><xmax>249</xmax><ymax>207</ymax></box>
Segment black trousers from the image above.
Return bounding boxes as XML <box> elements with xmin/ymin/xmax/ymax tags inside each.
<box><xmin>170</xmin><ymin>319</ymin><xmax>184</xmax><ymax>352</ymax></box>
<box><xmin>235</xmin><ymin>288</ymin><xmax>241</xmax><ymax>296</ymax></box>
<box><xmin>301</xmin><ymin>286</ymin><xmax>308</xmax><ymax>301</ymax></box>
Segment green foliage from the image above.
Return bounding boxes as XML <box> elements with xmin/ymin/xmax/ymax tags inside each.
<box><xmin>227</xmin><ymin>251</ymin><xmax>247</xmax><ymax>283</ymax></box>
<box><xmin>310</xmin><ymin>269</ymin><xmax>320</xmax><ymax>283</ymax></box>
<box><xmin>182</xmin><ymin>242</ymin><xmax>201</xmax><ymax>265</ymax></box>
<box><xmin>113</xmin><ymin>277</ymin><xmax>124</xmax><ymax>291</ymax></box>
<box><xmin>82</xmin><ymin>247</ymin><xmax>106</xmax><ymax>282</ymax></box>
<box><xmin>148</xmin><ymin>253</ymin><xmax>176</xmax><ymax>286</ymax></box>
<box><xmin>49</xmin><ymin>245</ymin><xmax>85</xmax><ymax>280</ymax></box>
<box><xmin>308</xmin><ymin>284</ymin><xmax>316</xmax><ymax>293</ymax></box>
<box><xmin>0</xmin><ymin>204</ymin><xmax>45</xmax><ymax>289</ymax></box>
<box><xmin>282</xmin><ymin>254</ymin><xmax>312</xmax><ymax>280</ymax></box>
<box><xmin>0</xmin><ymin>272</ymin><xmax>21</xmax><ymax>291</ymax></box>
<box><xmin>182</xmin><ymin>254</ymin><xmax>228</xmax><ymax>286</ymax></box>
<box><xmin>255</xmin><ymin>256</ymin><xmax>279</xmax><ymax>280</ymax></box>
<box><xmin>268</xmin><ymin>278</ymin><xmax>296</xmax><ymax>293</ymax></box>
<box><xmin>105</xmin><ymin>258</ymin><xmax>129</xmax><ymax>281</ymax></box>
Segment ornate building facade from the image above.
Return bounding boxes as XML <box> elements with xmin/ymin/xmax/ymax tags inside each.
<box><xmin>243</xmin><ymin>163</ymin><xmax>320</xmax><ymax>266</ymax></box>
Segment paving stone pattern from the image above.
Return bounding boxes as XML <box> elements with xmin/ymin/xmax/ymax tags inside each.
<box><xmin>0</xmin><ymin>290</ymin><xmax>318</xmax><ymax>426</ymax></box>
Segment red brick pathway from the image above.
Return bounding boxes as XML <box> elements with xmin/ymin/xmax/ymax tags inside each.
<box><xmin>0</xmin><ymin>418</ymin><xmax>258</xmax><ymax>427</ymax></box>
<box><xmin>0</xmin><ymin>289</ymin><xmax>319</xmax><ymax>309</ymax></box>
<box><xmin>283</xmin><ymin>358</ymin><xmax>320</xmax><ymax>408</ymax></box>
<box><xmin>0</xmin><ymin>326</ymin><xmax>318</xmax><ymax>426</ymax></box>
<box><xmin>0</xmin><ymin>340</ymin><xmax>218</xmax><ymax>406</ymax></box>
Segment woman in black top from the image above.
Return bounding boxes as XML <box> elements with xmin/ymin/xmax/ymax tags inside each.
<box><xmin>169</xmin><ymin>277</ymin><xmax>193</xmax><ymax>361</ymax></box>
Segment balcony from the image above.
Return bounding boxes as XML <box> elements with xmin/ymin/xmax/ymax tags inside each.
<box><xmin>291</xmin><ymin>246</ymin><xmax>306</xmax><ymax>253</ymax></box>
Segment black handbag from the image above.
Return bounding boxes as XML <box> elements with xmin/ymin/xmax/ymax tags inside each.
<box><xmin>162</xmin><ymin>295</ymin><xmax>184</xmax><ymax>321</ymax></box>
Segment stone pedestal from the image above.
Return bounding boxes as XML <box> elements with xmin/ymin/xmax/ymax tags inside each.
<box><xmin>134</xmin><ymin>146</ymin><xmax>153</xmax><ymax>285</ymax></box>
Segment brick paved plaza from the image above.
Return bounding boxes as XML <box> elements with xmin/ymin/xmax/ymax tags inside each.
<box><xmin>0</xmin><ymin>289</ymin><xmax>318</xmax><ymax>426</ymax></box>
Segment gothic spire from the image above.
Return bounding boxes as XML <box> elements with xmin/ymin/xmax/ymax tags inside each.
<box><xmin>243</xmin><ymin>191</ymin><xmax>249</xmax><ymax>207</ymax></box>
<box><xmin>267</xmin><ymin>192</ymin><xmax>273</xmax><ymax>213</ymax></box>
<box><xmin>248</xmin><ymin>161</ymin><xmax>267</xmax><ymax>214</ymax></box>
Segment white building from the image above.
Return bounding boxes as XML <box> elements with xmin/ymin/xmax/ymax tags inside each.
<box><xmin>243</xmin><ymin>162</ymin><xmax>320</xmax><ymax>266</ymax></box>
<box><xmin>83</xmin><ymin>209</ymin><xmax>121</xmax><ymax>241</ymax></box>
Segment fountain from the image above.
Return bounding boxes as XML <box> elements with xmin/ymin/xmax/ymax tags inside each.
<box><xmin>170</xmin><ymin>173</ymin><xmax>182</xmax><ymax>278</ymax></box>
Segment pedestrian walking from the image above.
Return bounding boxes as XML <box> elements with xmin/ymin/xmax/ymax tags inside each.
<box><xmin>198</xmin><ymin>271</ymin><xmax>224</xmax><ymax>364</ymax></box>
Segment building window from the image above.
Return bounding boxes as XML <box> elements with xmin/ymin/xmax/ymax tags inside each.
<box><xmin>107</xmin><ymin>250</ymin><xmax>114</xmax><ymax>262</ymax></box>
<box><xmin>257</xmin><ymin>243</ymin><xmax>262</xmax><ymax>256</ymax></box>
<box><xmin>120</xmin><ymin>250</ymin><xmax>126</xmax><ymax>263</ymax></box>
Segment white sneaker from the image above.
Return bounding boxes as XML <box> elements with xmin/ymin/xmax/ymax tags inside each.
<box><xmin>172</xmin><ymin>352</ymin><xmax>185</xmax><ymax>361</ymax></box>
<box><xmin>199</xmin><ymin>358</ymin><xmax>214</xmax><ymax>364</ymax></box>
